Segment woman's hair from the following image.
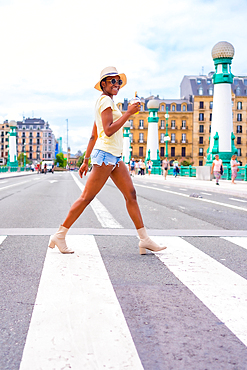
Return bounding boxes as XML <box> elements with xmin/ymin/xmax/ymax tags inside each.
<box><xmin>100</xmin><ymin>77</ymin><xmax>107</xmax><ymax>91</ymax></box>
<box><xmin>231</xmin><ymin>155</ymin><xmax>236</xmax><ymax>159</ymax></box>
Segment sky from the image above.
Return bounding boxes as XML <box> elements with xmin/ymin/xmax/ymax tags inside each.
<box><xmin>0</xmin><ymin>0</ymin><xmax>247</xmax><ymax>154</ymax></box>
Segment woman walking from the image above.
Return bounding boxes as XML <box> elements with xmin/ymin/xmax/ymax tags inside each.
<box><xmin>147</xmin><ymin>160</ymin><xmax>153</xmax><ymax>176</ymax></box>
<box><xmin>49</xmin><ymin>67</ymin><xmax>167</xmax><ymax>255</ymax></box>
<box><xmin>230</xmin><ymin>155</ymin><xmax>239</xmax><ymax>184</ymax></box>
<box><xmin>211</xmin><ymin>154</ymin><xmax>222</xmax><ymax>185</ymax></box>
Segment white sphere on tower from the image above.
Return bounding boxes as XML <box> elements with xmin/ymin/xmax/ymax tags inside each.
<box><xmin>211</xmin><ymin>41</ymin><xmax>235</xmax><ymax>59</ymax></box>
<box><xmin>147</xmin><ymin>100</ymin><xmax>160</xmax><ymax>110</ymax></box>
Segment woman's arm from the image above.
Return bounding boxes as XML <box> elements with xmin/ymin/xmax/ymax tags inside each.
<box><xmin>211</xmin><ymin>162</ymin><xmax>215</xmax><ymax>173</ymax></box>
<box><xmin>79</xmin><ymin>122</ymin><xmax>98</xmax><ymax>178</ymax></box>
<box><xmin>101</xmin><ymin>102</ymin><xmax>140</xmax><ymax>137</ymax></box>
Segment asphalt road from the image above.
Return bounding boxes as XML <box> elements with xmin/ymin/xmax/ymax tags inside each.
<box><xmin>0</xmin><ymin>171</ymin><xmax>247</xmax><ymax>370</ymax></box>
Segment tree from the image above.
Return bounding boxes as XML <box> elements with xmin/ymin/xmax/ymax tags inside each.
<box><xmin>56</xmin><ymin>152</ymin><xmax>66</xmax><ymax>168</ymax></box>
<box><xmin>18</xmin><ymin>153</ymin><xmax>30</xmax><ymax>166</ymax></box>
<box><xmin>76</xmin><ymin>151</ymin><xmax>91</xmax><ymax>168</ymax></box>
<box><xmin>180</xmin><ymin>158</ymin><xmax>194</xmax><ymax>166</ymax></box>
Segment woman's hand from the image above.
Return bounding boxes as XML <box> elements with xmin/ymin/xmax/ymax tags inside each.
<box><xmin>127</xmin><ymin>102</ymin><xmax>140</xmax><ymax>115</ymax></box>
<box><xmin>79</xmin><ymin>162</ymin><xmax>88</xmax><ymax>178</ymax></box>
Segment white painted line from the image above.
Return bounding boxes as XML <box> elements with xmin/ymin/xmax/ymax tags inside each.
<box><xmin>179</xmin><ymin>188</ymin><xmax>187</xmax><ymax>191</ymax></box>
<box><xmin>71</xmin><ymin>172</ymin><xmax>123</xmax><ymax>229</ymax></box>
<box><xmin>222</xmin><ymin>237</ymin><xmax>247</xmax><ymax>251</ymax></box>
<box><xmin>153</xmin><ymin>236</ymin><xmax>247</xmax><ymax>347</ymax></box>
<box><xmin>0</xmin><ymin>180</ymin><xmax>29</xmax><ymax>192</ymax></box>
<box><xmin>135</xmin><ymin>183</ymin><xmax>247</xmax><ymax>212</ymax></box>
<box><xmin>0</xmin><ymin>180</ymin><xmax>8</xmax><ymax>184</ymax></box>
<box><xmin>229</xmin><ymin>198</ymin><xmax>247</xmax><ymax>203</ymax></box>
<box><xmin>19</xmin><ymin>235</ymin><xmax>143</xmax><ymax>370</ymax></box>
<box><xmin>49</xmin><ymin>180</ymin><xmax>58</xmax><ymax>183</ymax></box>
<box><xmin>201</xmin><ymin>192</ymin><xmax>212</xmax><ymax>196</ymax></box>
<box><xmin>0</xmin><ymin>235</ymin><xmax>7</xmax><ymax>244</ymax></box>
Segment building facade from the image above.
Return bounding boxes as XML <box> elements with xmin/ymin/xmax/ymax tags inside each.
<box><xmin>16</xmin><ymin>118</ymin><xmax>56</xmax><ymax>163</ymax></box>
<box><xmin>118</xmin><ymin>73</ymin><xmax>247</xmax><ymax>166</ymax></box>
<box><xmin>0</xmin><ymin>120</ymin><xmax>10</xmax><ymax>165</ymax></box>
<box><xmin>117</xmin><ymin>97</ymin><xmax>194</xmax><ymax>163</ymax></box>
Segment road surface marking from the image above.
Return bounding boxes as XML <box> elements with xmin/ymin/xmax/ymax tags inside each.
<box><xmin>0</xmin><ymin>180</ymin><xmax>8</xmax><ymax>184</ymax></box>
<box><xmin>0</xmin><ymin>180</ymin><xmax>29</xmax><ymax>192</ymax></box>
<box><xmin>49</xmin><ymin>180</ymin><xmax>58</xmax><ymax>183</ymax></box>
<box><xmin>201</xmin><ymin>192</ymin><xmax>212</xmax><ymax>196</ymax></box>
<box><xmin>229</xmin><ymin>198</ymin><xmax>247</xmax><ymax>203</ymax></box>
<box><xmin>19</xmin><ymin>235</ymin><xmax>143</xmax><ymax>370</ymax></box>
<box><xmin>71</xmin><ymin>172</ymin><xmax>123</xmax><ymax>229</ymax></box>
<box><xmin>134</xmin><ymin>183</ymin><xmax>247</xmax><ymax>212</ymax></box>
<box><xmin>222</xmin><ymin>237</ymin><xmax>247</xmax><ymax>251</ymax></box>
<box><xmin>179</xmin><ymin>188</ymin><xmax>187</xmax><ymax>191</ymax></box>
<box><xmin>0</xmin><ymin>235</ymin><xmax>7</xmax><ymax>244</ymax></box>
<box><xmin>153</xmin><ymin>236</ymin><xmax>247</xmax><ymax>347</ymax></box>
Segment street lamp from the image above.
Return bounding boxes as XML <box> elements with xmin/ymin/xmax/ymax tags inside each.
<box><xmin>164</xmin><ymin>107</ymin><xmax>170</xmax><ymax>158</ymax></box>
<box><xmin>23</xmin><ymin>142</ymin><xmax>26</xmax><ymax>167</ymax></box>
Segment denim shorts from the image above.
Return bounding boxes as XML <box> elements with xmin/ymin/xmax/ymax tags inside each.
<box><xmin>91</xmin><ymin>149</ymin><xmax>122</xmax><ymax>167</ymax></box>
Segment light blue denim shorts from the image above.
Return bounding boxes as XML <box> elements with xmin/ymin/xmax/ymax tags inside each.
<box><xmin>91</xmin><ymin>149</ymin><xmax>122</xmax><ymax>167</ymax></box>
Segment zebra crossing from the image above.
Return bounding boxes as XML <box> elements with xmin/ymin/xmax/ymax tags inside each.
<box><xmin>0</xmin><ymin>234</ymin><xmax>245</xmax><ymax>369</ymax></box>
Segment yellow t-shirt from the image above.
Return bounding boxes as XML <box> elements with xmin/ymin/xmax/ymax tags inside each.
<box><xmin>94</xmin><ymin>95</ymin><xmax>123</xmax><ymax>157</ymax></box>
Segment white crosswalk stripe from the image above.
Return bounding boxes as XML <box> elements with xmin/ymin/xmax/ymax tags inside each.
<box><xmin>153</xmin><ymin>236</ymin><xmax>247</xmax><ymax>347</ymax></box>
<box><xmin>222</xmin><ymin>236</ymin><xmax>247</xmax><ymax>250</ymax></box>
<box><xmin>19</xmin><ymin>235</ymin><xmax>143</xmax><ymax>370</ymax></box>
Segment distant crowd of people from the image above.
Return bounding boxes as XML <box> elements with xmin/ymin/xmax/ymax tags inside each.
<box><xmin>128</xmin><ymin>157</ymin><xmax>179</xmax><ymax>179</ymax></box>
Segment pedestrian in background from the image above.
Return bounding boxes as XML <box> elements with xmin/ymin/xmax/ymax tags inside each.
<box><xmin>49</xmin><ymin>66</ymin><xmax>167</xmax><ymax>255</ymax></box>
<box><xmin>147</xmin><ymin>160</ymin><xmax>153</xmax><ymax>176</ymax></box>
<box><xmin>140</xmin><ymin>160</ymin><xmax>146</xmax><ymax>175</ymax></box>
<box><xmin>230</xmin><ymin>154</ymin><xmax>239</xmax><ymax>184</ymax></box>
<box><xmin>211</xmin><ymin>154</ymin><xmax>222</xmax><ymax>185</ymax></box>
<box><xmin>173</xmin><ymin>159</ymin><xmax>179</xmax><ymax>177</ymax></box>
<box><xmin>130</xmin><ymin>158</ymin><xmax>135</xmax><ymax>177</ymax></box>
<box><xmin>162</xmin><ymin>157</ymin><xmax>169</xmax><ymax>180</ymax></box>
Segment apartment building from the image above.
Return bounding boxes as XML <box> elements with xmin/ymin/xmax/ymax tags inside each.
<box><xmin>0</xmin><ymin>120</ymin><xmax>10</xmax><ymax>165</ymax></box>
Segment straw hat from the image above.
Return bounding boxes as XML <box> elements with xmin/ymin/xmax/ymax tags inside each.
<box><xmin>94</xmin><ymin>66</ymin><xmax>127</xmax><ymax>91</ymax></box>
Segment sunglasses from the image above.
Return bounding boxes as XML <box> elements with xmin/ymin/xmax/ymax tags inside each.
<box><xmin>106</xmin><ymin>78</ymin><xmax>123</xmax><ymax>86</ymax></box>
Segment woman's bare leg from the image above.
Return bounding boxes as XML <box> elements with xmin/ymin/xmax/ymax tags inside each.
<box><xmin>62</xmin><ymin>164</ymin><xmax>114</xmax><ymax>229</ymax></box>
<box><xmin>110</xmin><ymin>161</ymin><xmax>144</xmax><ymax>229</ymax></box>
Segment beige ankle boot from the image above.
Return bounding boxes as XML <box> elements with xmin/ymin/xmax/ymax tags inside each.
<box><xmin>48</xmin><ymin>225</ymin><xmax>74</xmax><ymax>254</ymax></box>
<box><xmin>137</xmin><ymin>227</ymin><xmax>167</xmax><ymax>255</ymax></box>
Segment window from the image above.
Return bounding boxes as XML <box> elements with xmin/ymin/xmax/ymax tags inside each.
<box><xmin>29</xmin><ymin>153</ymin><xmax>32</xmax><ymax>159</ymax></box>
<box><xmin>209</xmin><ymin>125</ymin><xmax>211</xmax><ymax>133</ymax></box>
<box><xmin>199</xmin><ymin>125</ymin><xmax>204</xmax><ymax>133</ymax></box>
<box><xmin>29</xmin><ymin>146</ymin><xmax>32</xmax><ymax>152</ymax></box>
<box><xmin>197</xmin><ymin>79</ymin><xmax>201</xmax><ymax>84</ymax></box>
<box><xmin>199</xmin><ymin>160</ymin><xmax>203</xmax><ymax>166</ymax></box>
<box><xmin>210</xmin><ymin>101</ymin><xmax>213</xmax><ymax>109</ymax></box>
<box><xmin>182</xmin><ymin>105</ymin><xmax>186</xmax><ymax>111</ymax></box>
<box><xmin>182</xmin><ymin>133</ymin><xmax>186</xmax><ymax>143</ymax></box>
<box><xmin>129</xmin><ymin>133</ymin><xmax>133</xmax><ymax>143</ymax></box>
<box><xmin>140</xmin><ymin>105</ymin><xmax>144</xmax><ymax>111</ymax></box>
<box><xmin>172</xmin><ymin>105</ymin><xmax>175</xmax><ymax>111</ymax></box>
<box><xmin>139</xmin><ymin>133</ymin><xmax>144</xmax><ymax>143</ymax></box>
<box><xmin>237</xmin><ymin>113</ymin><xmax>242</xmax><ymax>121</ymax></box>
<box><xmin>199</xmin><ymin>136</ymin><xmax>203</xmax><ymax>144</ymax></box>
<box><xmin>37</xmin><ymin>138</ymin><xmax>40</xmax><ymax>145</ymax></box>
<box><xmin>209</xmin><ymin>87</ymin><xmax>213</xmax><ymax>96</ymax></box>
<box><xmin>181</xmin><ymin>147</ymin><xmax>186</xmax><ymax>157</ymax></box>
<box><xmin>160</xmin><ymin>133</ymin><xmax>165</xmax><ymax>143</ymax></box>
<box><xmin>139</xmin><ymin>146</ymin><xmax>143</xmax><ymax>157</ymax></box>
<box><xmin>237</xmin><ymin>125</ymin><xmax>242</xmax><ymax>133</ymax></box>
<box><xmin>171</xmin><ymin>133</ymin><xmax>176</xmax><ymax>143</ymax></box>
<box><xmin>199</xmin><ymin>148</ymin><xmax>203</xmax><ymax>156</ymax></box>
<box><xmin>210</xmin><ymin>113</ymin><xmax>212</xmax><ymax>121</ymax></box>
<box><xmin>207</xmin><ymin>79</ymin><xmax>211</xmax><ymax>84</ymax></box>
<box><xmin>237</xmin><ymin>137</ymin><xmax>241</xmax><ymax>144</ymax></box>
<box><xmin>244</xmin><ymin>79</ymin><xmax>247</xmax><ymax>86</ymax></box>
<box><xmin>234</xmin><ymin>79</ymin><xmax>239</xmax><ymax>85</ymax></box>
<box><xmin>237</xmin><ymin>148</ymin><xmax>241</xmax><ymax>156</ymax></box>
<box><xmin>171</xmin><ymin>120</ymin><xmax>176</xmax><ymax>129</ymax></box>
<box><xmin>171</xmin><ymin>147</ymin><xmax>175</xmax><ymax>157</ymax></box>
<box><xmin>236</xmin><ymin>87</ymin><xmax>241</xmax><ymax>96</ymax></box>
<box><xmin>199</xmin><ymin>101</ymin><xmax>204</xmax><ymax>109</ymax></box>
<box><xmin>37</xmin><ymin>146</ymin><xmax>40</xmax><ymax>152</ymax></box>
<box><xmin>29</xmin><ymin>132</ymin><xmax>32</xmax><ymax>137</ymax></box>
<box><xmin>139</xmin><ymin>120</ymin><xmax>144</xmax><ymax>129</ymax></box>
<box><xmin>198</xmin><ymin>87</ymin><xmax>203</xmax><ymax>95</ymax></box>
<box><xmin>161</xmin><ymin>105</ymin><xmax>164</xmax><ymax>111</ymax></box>
<box><xmin>237</xmin><ymin>102</ymin><xmax>242</xmax><ymax>110</ymax></box>
<box><xmin>199</xmin><ymin>113</ymin><xmax>204</xmax><ymax>121</ymax></box>
<box><xmin>29</xmin><ymin>138</ymin><xmax>32</xmax><ymax>144</ymax></box>
<box><xmin>182</xmin><ymin>120</ymin><xmax>186</xmax><ymax>129</ymax></box>
<box><xmin>129</xmin><ymin>119</ymin><xmax>133</xmax><ymax>129</ymax></box>
<box><xmin>160</xmin><ymin>120</ymin><xmax>165</xmax><ymax>129</ymax></box>
<box><xmin>160</xmin><ymin>147</ymin><xmax>164</xmax><ymax>157</ymax></box>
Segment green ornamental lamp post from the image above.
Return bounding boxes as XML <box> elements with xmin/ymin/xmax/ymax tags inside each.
<box><xmin>146</xmin><ymin>99</ymin><xmax>162</xmax><ymax>174</ymax></box>
<box><xmin>6</xmin><ymin>120</ymin><xmax>18</xmax><ymax>168</ymax></box>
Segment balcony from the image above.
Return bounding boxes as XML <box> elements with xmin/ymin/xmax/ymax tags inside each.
<box><xmin>170</xmin><ymin>139</ymin><xmax>177</xmax><ymax>144</ymax></box>
<box><xmin>180</xmin><ymin>140</ymin><xmax>188</xmax><ymax>144</ymax></box>
<box><xmin>138</xmin><ymin>140</ymin><xmax>146</xmax><ymax>144</ymax></box>
<box><xmin>180</xmin><ymin>126</ymin><xmax>188</xmax><ymax>130</ymax></box>
<box><xmin>171</xmin><ymin>126</ymin><xmax>177</xmax><ymax>129</ymax></box>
